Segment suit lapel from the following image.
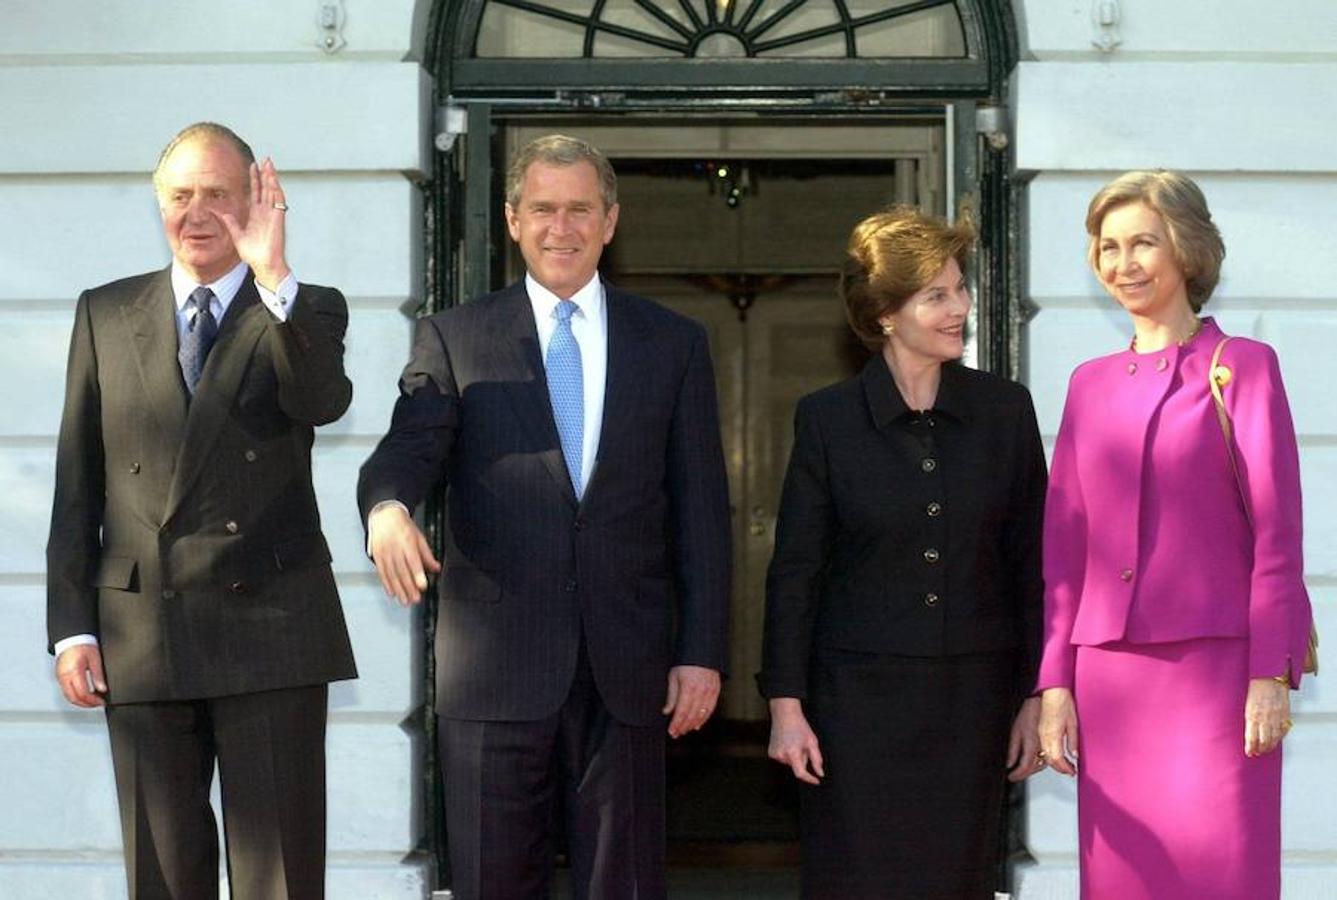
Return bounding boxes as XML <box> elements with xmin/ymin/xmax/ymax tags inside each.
<box><xmin>584</xmin><ymin>284</ymin><xmax>651</xmax><ymax>505</ymax></box>
<box><xmin>125</xmin><ymin>269</ymin><xmax>189</xmax><ymax>450</ymax></box>
<box><xmin>487</xmin><ymin>283</ymin><xmax>578</xmax><ymax>507</ymax></box>
<box><xmin>164</xmin><ymin>274</ymin><xmax>268</xmax><ymax>522</ymax></box>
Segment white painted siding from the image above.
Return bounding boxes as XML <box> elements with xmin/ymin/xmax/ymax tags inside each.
<box><xmin>1015</xmin><ymin>3</ymin><xmax>1337</xmax><ymax>895</ymax></box>
<box><xmin>0</xmin><ymin>1</ymin><xmax>432</xmax><ymax>895</ymax></box>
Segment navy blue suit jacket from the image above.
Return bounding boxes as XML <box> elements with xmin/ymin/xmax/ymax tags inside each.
<box><xmin>358</xmin><ymin>279</ymin><xmax>731</xmax><ymax>726</ymax></box>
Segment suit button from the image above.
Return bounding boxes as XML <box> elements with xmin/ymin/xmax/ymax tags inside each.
<box><xmin>162</xmin><ymin>589</ymin><xmax>176</xmax><ymax>600</ymax></box>
<box><xmin>129</xmin><ymin>462</ymin><xmax>141</xmax><ymax>474</ymax></box>
<box><xmin>1156</xmin><ymin>357</ymin><xmax>1168</xmax><ymax>372</ymax></box>
<box><xmin>231</xmin><ymin>581</ymin><xmax>246</xmax><ymax>594</ymax></box>
<box><xmin>1127</xmin><ymin>363</ymin><xmax>1138</xmax><ymax>375</ymax></box>
<box><xmin>225</xmin><ymin>520</ymin><xmax>239</xmax><ymax>534</ymax></box>
<box><xmin>565</xmin><ymin>579</ymin><xmax>578</xmax><ymax>593</ymax></box>
<box><xmin>574</xmin><ymin>517</ymin><xmax>586</xmax><ymax>531</ymax></box>
<box><xmin>244</xmin><ymin>449</ymin><xmax>258</xmax><ymax>462</ymax></box>
<box><xmin>926</xmin><ymin>501</ymin><xmax>942</xmax><ymax>517</ymax></box>
<box><xmin>923</xmin><ymin>548</ymin><xmax>940</xmax><ymax>564</ymax></box>
<box><xmin>921</xmin><ymin>458</ymin><xmax>937</xmax><ymax>473</ymax></box>
<box><xmin>1120</xmin><ymin>568</ymin><xmax>1134</xmax><ymax>582</ymax></box>
<box><xmin>924</xmin><ymin>593</ymin><xmax>939</xmax><ymax>607</ymax></box>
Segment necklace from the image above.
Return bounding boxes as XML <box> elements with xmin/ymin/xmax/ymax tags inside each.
<box><xmin>1130</xmin><ymin>316</ymin><xmax>1203</xmax><ymax>351</ymax></box>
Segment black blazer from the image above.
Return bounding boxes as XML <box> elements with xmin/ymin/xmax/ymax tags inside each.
<box><xmin>357</xmin><ymin>279</ymin><xmax>731</xmax><ymax>727</ymax></box>
<box><xmin>758</xmin><ymin>356</ymin><xmax>1045</xmax><ymax>700</ymax></box>
<box><xmin>46</xmin><ymin>268</ymin><xmax>357</xmax><ymax>703</ymax></box>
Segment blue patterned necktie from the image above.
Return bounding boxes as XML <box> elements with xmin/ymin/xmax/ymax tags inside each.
<box><xmin>546</xmin><ymin>299</ymin><xmax>585</xmax><ymax>497</ymax></box>
<box><xmin>178</xmin><ymin>286</ymin><xmax>218</xmax><ymax>395</ymax></box>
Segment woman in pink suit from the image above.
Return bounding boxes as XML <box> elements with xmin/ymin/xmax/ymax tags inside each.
<box><xmin>1036</xmin><ymin>170</ymin><xmax>1312</xmax><ymax>899</ymax></box>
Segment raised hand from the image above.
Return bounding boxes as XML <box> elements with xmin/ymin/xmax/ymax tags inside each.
<box><xmin>215</xmin><ymin>157</ymin><xmax>291</xmax><ymax>290</ymax></box>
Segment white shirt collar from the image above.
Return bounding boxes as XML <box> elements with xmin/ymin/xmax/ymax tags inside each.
<box><xmin>170</xmin><ymin>259</ymin><xmax>249</xmax><ymax>314</ymax></box>
<box><xmin>525</xmin><ymin>271</ymin><xmax>604</xmax><ymax>323</ymax></box>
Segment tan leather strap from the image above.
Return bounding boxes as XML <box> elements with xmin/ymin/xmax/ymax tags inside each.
<box><xmin>1208</xmin><ymin>337</ymin><xmax>1250</xmax><ymax>529</ymax></box>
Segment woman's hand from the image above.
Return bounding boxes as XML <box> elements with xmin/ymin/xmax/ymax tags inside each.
<box><xmin>767</xmin><ymin>697</ymin><xmax>824</xmax><ymax>785</ymax></box>
<box><xmin>1007</xmin><ymin>696</ymin><xmax>1044</xmax><ymax>782</ymax></box>
<box><xmin>1244</xmin><ymin>677</ymin><xmax>1291</xmax><ymax>757</ymax></box>
<box><xmin>1038</xmin><ymin>687</ymin><xmax>1079</xmax><ymax>776</ymax></box>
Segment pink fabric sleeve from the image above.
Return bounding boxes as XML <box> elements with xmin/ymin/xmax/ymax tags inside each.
<box><xmin>1036</xmin><ymin>377</ymin><xmax>1087</xmax><ymax>691</ymax></box>
<box><xmin>1227</xmin><ymin>343</ymin><xmax>1312</xmax><ymax>686</ymax></box>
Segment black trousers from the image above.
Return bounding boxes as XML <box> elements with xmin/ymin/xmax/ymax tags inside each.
<box><xmin>104</xmin><ymin>684</ymin><xmax>329</xmax><ymax>900</ymax></box>
<box><xmin>799</xmin><ymin>649</ymin><xmax>1016</xmax><ymax>900</ymax></box>
<box><xmin>438</xmin><ymin>649</ymin><xmax>666</xmax><ymax>900</ymax></box>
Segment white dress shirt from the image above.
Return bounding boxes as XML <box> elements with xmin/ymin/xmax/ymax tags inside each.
<box><xmin>52</xmin><ymin>261</ymin><xmax>300</xmax><ymax>659</ymax></box>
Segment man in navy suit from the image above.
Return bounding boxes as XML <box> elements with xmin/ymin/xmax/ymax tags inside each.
<box><xmin>358</xmin><ymin>135</ymin><xmax>731</xmax><ymax>899</ymax></box>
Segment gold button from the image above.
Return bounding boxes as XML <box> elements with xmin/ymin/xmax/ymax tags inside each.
<box><xmin>1120</xmin><ymin>568</ymin><xmax>1134</xmax><ymax>582</ymax></box>
<box><xmin>924</xmin><ymin>548</ymin><xmax>940</xmax><ymax>563</ymax></box>
<box><xmin>926</xmin><ymin>501</ymin><xmax>942</xmax><ymax>517</ymax></box>
<box><xmin>924</xmin><ymin>593</ymin><xmax>939</xmax><ymax>607</ymax></box>
<box><xmin>1127</xmin><ymin>363</ymin><xmax>1138</xmax><ymax>375</ymax></box>
<box><xmin>1156</xmin><ymin>357</ymin><xmax>1168</xmax><ymax>372</ymax></box>
<box><xmin>921</xmin><ymin>458</ymin><xmax>937</xmax><ymax>473</ymax></box>
<box><xmin>225</xmin><ymin>520</ymin><xmax>239</xmax><ymax>534</ymax></box>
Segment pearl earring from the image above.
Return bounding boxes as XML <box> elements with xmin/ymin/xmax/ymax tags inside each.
<box><xmin>880</xmin><ymin>321</ymin><xmax>895</xmax><ymax>336</ymax></box>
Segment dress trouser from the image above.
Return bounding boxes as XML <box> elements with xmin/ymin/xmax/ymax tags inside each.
<box><xmin>105</xmin><ymin>684</ymin><xmax>329</xmax><ymax>900</ymax></box>
<box><xmin>438</xmin><ymin>646</ymin><xmax>667</xmax><ymax>900</ymax></box>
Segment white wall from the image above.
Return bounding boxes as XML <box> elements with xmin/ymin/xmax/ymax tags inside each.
<box><xmin>6</xmin><ymin>1</ymin><xmax>1337</xmax><ymax>898</ymax></box>
<box><xmin>1013</xmin><ymin>3</ymin><xmax>1337</xmax><ymax>897</ymax></box>
<box><xmin>0</xmin><ymin>2</ymin><xmax>434</xmax><ymax>896</ymax></box>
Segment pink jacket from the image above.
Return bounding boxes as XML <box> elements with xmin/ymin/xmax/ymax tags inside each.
<box><xmin>1037</xmin><ymin>318</ymin><xmax>1312</xmax><ymax>690</ymax></box>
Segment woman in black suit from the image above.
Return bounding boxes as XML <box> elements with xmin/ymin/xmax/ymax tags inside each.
<box><xmin>758</xmin><ymin>206</ymin><xmax>1047</xmax><ymax>898</ymax></box>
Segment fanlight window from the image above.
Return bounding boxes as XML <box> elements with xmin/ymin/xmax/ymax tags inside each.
<box><xmin>475</xmin><ymin>0</ymin><xmax>966</xmax><ymax>60</ymax></box>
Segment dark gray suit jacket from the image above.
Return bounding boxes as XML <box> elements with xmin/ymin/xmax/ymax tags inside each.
<box><xmin>358</xmin><ymin>280</ymin><xmax>731</xmax><ymax>727</ymax></box>
<box><xmin>47</xmin><ymin>267</ymin><xmax>357</xmax><ymax>703</ymax></box>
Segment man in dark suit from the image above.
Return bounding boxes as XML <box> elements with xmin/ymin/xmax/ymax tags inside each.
<box><xmin>47</xmin><ymin>122</ymin><xmax>356</xmax><ymax>899</ymax></box>
<box><xmin>358</xmin><ymin>134</ymin><xmax>731</xmax><ymax>899</ymax></box>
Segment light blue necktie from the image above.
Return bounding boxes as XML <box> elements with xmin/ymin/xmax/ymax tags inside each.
<box><xmin>546</xmin><ymin>299</ymin><xmax>584</xmax><ymax>497</ymax></box>
<box><xmin>178</xmin><ymin>286</ymin><xmax>218</xmax><ymax>395</ymax></box>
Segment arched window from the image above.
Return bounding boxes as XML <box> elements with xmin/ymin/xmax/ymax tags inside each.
<box><xmin>440</xmin><ymin>0</ymin><xmax>1014</xmax><ymax>98</ymax></box>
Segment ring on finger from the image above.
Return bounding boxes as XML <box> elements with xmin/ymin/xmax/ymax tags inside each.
<box><xmin>273</xmin><ymin>202</ymin><xmax>289</xmax><ymax>211</ymax></box>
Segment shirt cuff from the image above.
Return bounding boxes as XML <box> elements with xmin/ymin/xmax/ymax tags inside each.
<box><xmin>255</xmin><ymin>272</ymin><xmax>298</xmax><ymax>322</ymax></box>
<box><xmin>367</xmin><ymin>499</ymin><xmax>411</xmax><ymax>556</ymax></box>
<box><xmin>54</xmin><ymin>634</ymin><xmax>99</xmax><ymax>657</ymax></box>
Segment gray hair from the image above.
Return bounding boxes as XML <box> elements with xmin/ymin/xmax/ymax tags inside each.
<box><xmin>505</xmin><ymin>134</ymin><xmax>618</xmax><ymax>210</ymax></box>
<box><xmin>153</xmin><ymin>122</ymin><xmax>256</xmax><ymax>193</ymax></box>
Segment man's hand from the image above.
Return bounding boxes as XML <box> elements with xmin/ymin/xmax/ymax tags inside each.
<box><xmin>216</xmin><ymin>157</ymin><xmax>291</xmax><ymax>291</ymax></box>
<box><xmin>663</xmin><ymin>665</ymin><xmax>720</xmax><ymax>738</ymax></box>
<box><xmin>55</xmin><ymin>645</ymin><xmax>107</xmax><ymax>708</ymax></box>
<box><xmin>369</xmin><ymin>503</ymin><xmax>441</xmax><ymax>605</ymax></box>
<box><xmin>767</xmin><ymin>697</ymin><xmax>824</xmax><ymax>785</ymax></box>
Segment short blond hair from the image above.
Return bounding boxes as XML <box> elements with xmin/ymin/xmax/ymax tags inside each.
<box><xmin>1086</xmin><ymin>170</ymin><xmax>1225</xmax><ymax>312</ymax></box>
<box><xmin>505</xmin><ymin>134</ymin><xmax>617</xmax><ymax>211</ymax></box>
<box><xmin>840</xmin><ymin>205</ymin><xmax>975</xmax><ymax>350</ymax></box>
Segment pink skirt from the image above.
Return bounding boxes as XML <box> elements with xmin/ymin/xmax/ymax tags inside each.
<box><xmin>1074</xmin><ymin>637</ymin><xmax>1281</xmax><ymax>900</ymax></box>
